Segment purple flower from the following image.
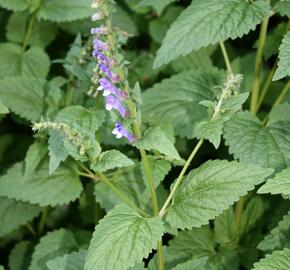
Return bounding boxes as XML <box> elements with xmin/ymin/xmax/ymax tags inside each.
<box><xmin>97</xmin><ymin>78</ymin><xmax>127</xmax><ymax>99</ymax></box>
<box><xmin>92</xmin><ymin>39</ymin><xmax>108</xmax><ymax>52</ymax></box>
<box><xmin>95</xmin><ymin>52</ymin><xmax>109</xmax><ymax>64</ymax></box>
<box><xmin>105</xmin><ymin>95</ymin><xmax>128</xmax><ymax>118</ymax></box>
<box><xmin>91</xmin><ymin>26</ymin><xmax>107</xmax><ymax>35</ymax></box>
<box><xmin>99</xmin><ymin>63</ymin><xmax>113</xmax><ymax>79</ymax></box>
<box><xmin>112</xmin><ymin>122</ymin><xmax>135</xmax><ymax>143</ymax></box>
<box><xmin>91</xmin><ymin>12</ymin><xmax>103</xmax><ymax>21</ymax></box>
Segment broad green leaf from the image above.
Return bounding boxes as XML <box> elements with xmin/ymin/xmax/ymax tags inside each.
<box><xmin>258</xmin><ymin>168</ymin><xmax>290</xmax><ymax>195</ymax></box>
<box><xmin>47</xmin><ymin>250</ymin><xmax>87</xmax><ymax>270</ymax></box>
<box><xmin>37</xmin><ymin>0</ymin><xmax>91</xmax><ymax>22</ymax></box>
<box><xmin>258</xmin><ymin>212</ymin><xmax>290</xmax><ymax>252</ymax></box>
<box><xmin>224</xmin><ymin>111</ymin><xmax>290</xmax><ymax>171</ymax></box>
<box><xmin>138</xmin><ymin>0</ymin><xmax>174</xmax><ymax>15</ymax></box>
<box><xmin>90</xmin><ymin>150</ymin><xmax>134</xmax><ymax>172</ymax></box>
<box><xmin>0</xmin><ymin>43</ymin><xmax>50</xmax><ymax>79</ymax></box>
<box><xmin>172</xmin><ymin>258</ymin><xmax>208</xmax><ymax>270</ymax></box>
<box><xmin>135</xmin><ymin>127</ymin><xmax>180</xmax><ymax>160</ymax></box>
<box><xmin>0</xmin><ymin>0</ymin><xmax>29</xmax><ymax>11</ymax></box>
<box><xmin>0</xmin><ymin>77</ymin><xmax>45</xmax><ymax>121</ymax></box>
<box><xmin>273</xmin><ymin>31</ymin><xmax>290</xmax><ymax>81</ymax></box>
<box><xmin>29</xmin><ymin>229</ymin><xmax>79</xmax><ymax>270</ymax></box>
<box><xmin>140</xmin><ymin>156</ymin><xmax>171</xmax><ymax>188</ymax></box>
<box><xmin>0</xmin><ymin>197</ymin><xmax>41</xmax><ymax>237</ymax></box>
<box><xmin>0</xmin><ymin>161</ymin><xmax>83</xmax><ymax>207</ymax></box>
<box><xmin>166</xmin><ymin>160</ymin><xmax>273</xmax><ymax>230</ymax></box>
<box><xmin>142</xmin><ymin>70</ymin><xmax>224</xmax><ymax>138</ymax></box>
<box><xmin>252</xmin><ymin>248</ymin><xmax>290</xmax><ymax>270</ymax></box>
<box><xmin>274</xmin><ymin>0</ymin><xmax>290</xmax><ymax>18</ymax></box>
<box><xmin>6</xmin><ymin>13</ymin><xmax>58</xmax><ymax>48</ymax></box>
<box><xmin>0</xmin><ymin>100</ymin><xmax>9</xmax><ymax>114</ymax></box>
<box><xmin>154</xmin><ymin>0</ymin><xmax>271</xmax><ymax>68</ymax></box>
<box><xmin>9</xmin><ymin>241</ymin><xmax>34</xmax><ymax>270</ymax></box>
<box><xmin>84</xmin><ymin>204</ymin><xmax>164</xmax><ymax>270</ymax></box>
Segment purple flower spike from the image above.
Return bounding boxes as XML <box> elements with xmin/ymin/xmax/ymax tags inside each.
<box><xmin>112</xmin><ymin>122</ymin><xmax>135</xmax><ymax>143</ymax></box>
<box><xmin>105</xmin><ymin>95</ymin><xmax>128</xmax><ymax>118</ymax></box>
<box><xmin>96</xmin><ymin>52</ymin><xmax>109</xmax><ymax>64</ymax></box>
<box><xmin>97</xmin><ymin>78</ymin><xmax>127</xmax><ymax>100</ymax></box>
<box><xmin>93</xmin><ymin>39</ymin><xmax>108</xmax><ymax>51</ymax></box>
<box><xmin>91</xmin><ymin>26</ymin><xmax>107</xmax><ymax>35</ymax></box>
<box><xmin>99</xmin><ymin>63</ymin><xmax>113</xmax><ymax>79</ymax></box>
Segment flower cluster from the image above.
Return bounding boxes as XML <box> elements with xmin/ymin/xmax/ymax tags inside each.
<box><xmin>89</xmin><ymin>0</ymin><xmax>135</xmax><ymax>143</ymax></box>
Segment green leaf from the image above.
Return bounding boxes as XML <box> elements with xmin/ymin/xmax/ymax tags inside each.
<box><xmin>0</xmin><ymin>100</ymin><xmax>9</xmax><ymax>114</ymax></box>
<box><xmin>138</xmin><ymin>0</ymin><xmax>174</xmax><ymax>15</ymax></box>
<box><xmin>224</xmin><ymin>111</ymin><xmax>290</xmax><ymax>171</ymax></box>
<box><xmin>9</xmin><ymin>241</ymin><xmax>34</xmax><ymax>270</ymax></box>
<box><xmin>135</xmin><ymin>127</ymin><xmax>180</xmax><ymax>160</ymax></box>
<box><xmin>274</xmin><ymin>0</ymin><xmax>290</xmax><ymax>18</ymax></box>
<box><xmin>0</xmin><ymin>0</ymin><xmax>29</xmax><ymax>11</ymax></box>
<box><xmin>37</xmin><ymin>0</ymin><xmax>91</xmax><ymax>22</ymax></box>
<box><xmin>90</xmin><ymin>150</ymin><xmax>134</xmax><ymax>172</ymax></box>
<box><xmin>47</xmin><ymin>250</ymin><xmax>87</xmax><ymax>270</ymax></box>
<box><xmin>29</xmin><ymin>229</ymin><xmax>80</xmax><ymax>270</ymax></box>
<box><xmin>258</xmin><ymin>168</ymin><xmax>290</xmax><ymax>196</ymax></box>
<box><xmin>0</xmin><ymin>161</ymin><xmax>83</xmax><ymax>207</ymax></box>
<box><xmin>140</xmin><ymin>156</ymin><xmax>171</xmax><ymax>188</ymax></box>
<box><xmin>273</xmin><ymin>31</ymin><xmax>290</xmax><ymax>81</ymax></box>
<box><xmin>166</xmin><ymin>160</ymin><xmax>273</xmax><ymax>230</ymax></box>
<box><xmin>142</xmin><ymin>70</ymin><xmax>224</xmax><ymax>138</ymax></box>
<box><xmin>6</xmin><ymin>13</ymin><xmax>58</xmax><ymax>48</ymax></box>
<box><xmin>0</xmin><ymin>77</ymin><xmax>45</xmax><ymax>121</ymax></box>
<box><xmin>252</xmin><ymin>248</ymin><xmax>290</xmax><ymax>270</ymax></box>
<box><xmin>0</xmin><ymin>197</ymin><xmax>41</xmax><ymax>237</ymax></box>
<box><xmin>172</xmin><ymin>258</ymin><xmax>208</xmax><ymax>270</ymax></box>
<box><xmin>0</xmin><ymin>43</ymin><xmax>50</xmax><ymax>79</ymax></box>
<box><xmin>154</xmin><ymin>0</ymin><xmax>271</xmax><ymax>68</ymax></box>
<box><xmin>258</xmin><ymin>212</ymin><xmax>290</xmax><ymax>252</ymax></box>
<box><xmin>84</xmin><ymin>204</ymin><xmax>164</xmax><ymax>270</ymax></box>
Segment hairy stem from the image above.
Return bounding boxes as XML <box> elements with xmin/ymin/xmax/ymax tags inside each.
<box><xmin>26</xmin><ymin>223</ymin><xmax>36</xmax><ymax>236</ymax></box>
<box><xmin>22</xmin><ymin>15</ymin><xmax>36</xmax><ymax>52</ymax></box>
<box><xmin>250</xmin><ymin>13</ymin><xmax>270</xmax><ymax>114</ymax></box>
<box><xmin>219</xmin><ymin>41</ymin><xmax>232</xmax><ymax>73</ymax></box>
<box><xmin>38</xmin><ymin>207</ymin><xmax>48</xmax><ymax>235</ymax></box>
<box><xmin>159</xmin><ymin>139</ymin><xmax>204</xmax><ymax>218</ymax></box>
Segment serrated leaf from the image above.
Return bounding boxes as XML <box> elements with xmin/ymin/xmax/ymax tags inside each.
<box><xmin>84</xmin><ymin>204</ymin><xmax>164</xmax><ymax>270</ymax></box>
<box><xmin>9</xmin><ymin>241</ymin><xmax>34</xmax><ymax>270</ymax></box>
<box><xmin>135</xmin><ymin>127</ymin><xmax>180</xmax><ymax>160</ymax></box>
<box><xmin>0</xmin><ymin>100</ymin><xmax>9</xmax><ymax>114</ymax></box>
<box><xmin>224</xmin><ymin>111</ymin><xmax>290</xmax><ymax>171</ymax></box>
<box><xmin>142</xmin><ymin>70</ymin><xmax>224</xmax><ymax>138</ymax></box>
<box><xmin>166</xmin><ymin>160</ymin><xmax>273</xmax><ymax>230</ymax></box>
<box><xmin>258</xmin><ymin>168</ymin><xmax>290</xmax><ymax>196</ymax></box>
<box><xmin>6</xmin><ymin>13</ymin><xmax>58</xmax><ymax>48</ymax></box>
<box><xmin>273</xmin><ymin>31</ymin><xmax>290</xmax><ymax>81</ymax></box>
<box><xmin>154</xmin><ymin>0</ymin><xmax>271</xmax><ymax>68</ymax></box>
<box><xmin>258</xmin><ymin>212</ymin><xmax>290</xmax><ymax>252</ymax></box>
<box><xmin>29</xmin><ymin>229</ymin><xmax>80</xmax><ymax>270</ymax></box>
<box><xmin>0</xmin><ymin>197</ymin><xmax>41</xmax><ymax>237</ymax></box>
<box><xmin>0</xmin><ymin>43</ymin><xmax>50</xmax><ymax>79</ymax></box>
<box><xmin>274</xmin><ymin>0</ymin><xmax>290</xmax><ymax>18</ymax></box>
<box><xmin>90</xmin><ymin>150</ymin><xmax>134</xmax><ymax>172</ymax></box>
<box><xmin>0</xmin><ymin>161</ymin><xmax>83</xmax><ymax>207</ymax></box>
<box><xmin>0</xmin><ymin>0</ymin><xmax>29</xmax><ymax>11</ymax></box>
<box><xmin>37</xmin><ymin>0</ymin><xmax>91</xmax><ymax>22</ymax></box>
<box><xmin>47</xmin><ymin>250</ymin><xmax>87</xmax><ymax>270</ymax></box>
<box><xmin>252</xmin><ymin>248</ymin><xmax>290</xmax><ymax>270</ymax></box>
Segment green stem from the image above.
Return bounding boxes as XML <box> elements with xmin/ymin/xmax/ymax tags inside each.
<box><xmin>235</xmin><ymin>197</ymin><xmax>245</xmax><ymax>232</ymax></box>
<box><xmin>22</xmin><ymin>15</ymin><xmax>36</xmax><ymax>52</ymax></box>
<box><xmin>159</xmin><ymin>139</ymin><xmax>204</xmax><ymax>218</ymax></box>
<box><xmin>38</xmin><ymin>207</ymin><xmax>48</xmax><ymax>234</ymax></box>
<box><xmin>219</xmin><ymin>41</ymin><xmax>232</xmax><ymax>73</ymax></box>
<box><xmin>26</xmin><ymin>223</ymin><xmax>36</xmax><ymax>236</ymax></box>
<box><xmin>250</xmin><ymin>12</ymin><xmax>270</xmax><ymax>114</ymax></box>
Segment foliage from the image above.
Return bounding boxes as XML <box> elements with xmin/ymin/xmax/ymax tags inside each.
<box><xmin>0</xmin><ymin>0</ymin><xmax>289</xmax><ymax>270</ymax></box>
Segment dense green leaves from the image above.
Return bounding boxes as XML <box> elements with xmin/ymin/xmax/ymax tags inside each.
<box><xmin>47</xmin><ymin>250</ymin><xmax>87</xmax><ymax>270</ymax></box>
<box><xmin>273</xmin><ymin>31</ymin><xmax>290</xmax><ymax>81</ymax></box>
<box><xmin>37</xmin><ymin>0</ymin><xmax>91</xmax><ymax>22</ymax></box>
<box><xmin>143</xmin><ymin>70</ymin><xmax>224</xmax><ymax>138</ymax></box>
<box><xmin>9</xmin><ymin>241</ymin><xmax>34</xmax><ymax>270</ymax></box>
<box><xmin>0</xmin><ymin>77</ymin><xmax>45</xmax><ymax>121</ymax></box>
<box><xmin>224</xmin><ymin>111</ymin><xmax>290</xmax><ymax>171</ymax></box>
<box><xmin>258</xmin><ymin>212</ymin><xmax>290</xmax><ymax>252</ymax></box>
<box><xmin>29</xmin><ymin>229</ymin><xmax>80</xmax><ymax>270</ymax></box>
<box><xmin>166</xmin><ymin>160</ymin><xmax>273</xmax><ymax>229</ymax></box>
<box><xmin>0</xmin><ymin>197</ymin><xmax>41</xmax><ymax>237</ymax></box>
<box><xmin>258</xmin><ymin>168</ymin><xmax>290</xmax><ymax>195</ymax></box>
<box><xmin>84</xmin><ymin>204</ymin><xmax>164</xmax><ymax>270</ymax></box>
<box><xmin>252</xmin><ymin>248</ymin><xmax>290</xmax><ymax>270</ymax></box>
<box><xmin>0</xmin><ymin>161</ymin><xmax>82</xmax><ymax>206</ymax></box>
<box><xmin>154</xmin><ymin>0</ymin><xmax>271</xmax><ymax>67</ymax></box>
